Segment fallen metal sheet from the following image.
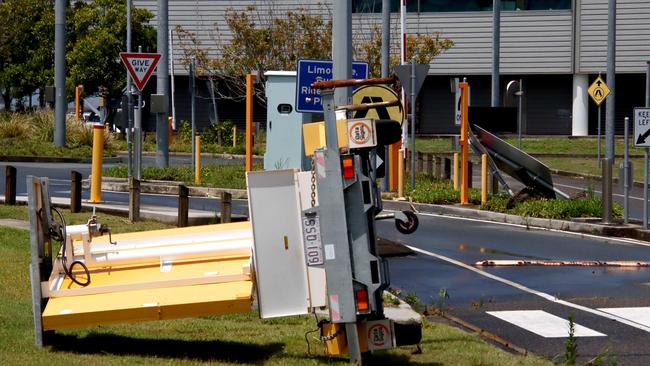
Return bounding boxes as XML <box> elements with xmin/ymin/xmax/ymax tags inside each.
<box><xmin>473</xmin><ymin>125</ymin><xmax>568</xmax><ymax>199</ymax></box>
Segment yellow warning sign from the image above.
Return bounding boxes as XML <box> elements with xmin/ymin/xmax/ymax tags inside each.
<box><xmin>352</xmin><ymin>85</ymin><xmax>403</xmax><ymax>123</ymax></box>
<box><xmin>588</xmin><ymin>76</ymin><xmax>611</xmax><ymax>106</ymax></box>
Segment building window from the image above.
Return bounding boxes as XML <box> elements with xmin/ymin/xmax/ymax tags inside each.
<box><xmin>352</xmin><ymin>0</ymin><xmax>571</xmax><ymax>13</ymax></box>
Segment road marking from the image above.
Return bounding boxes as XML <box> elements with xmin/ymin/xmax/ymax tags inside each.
<box><xmin>404</xmin><ymin>244</ymin><xmax>650</xmax><ymax>333</ymax></box>
<box><xmin>597</xmin><ymin>307</ymin><xmax>650</xmax><ymax>328</ymax></box>
<box><xmin>487</xmin><ymin>310</ymin><xmax>606</xmax><ymax>338</ymax></box>
<box><xmin>406</xmin><ymin>210</ymin><xmax>650</xmax><ymax>248</ymax></box>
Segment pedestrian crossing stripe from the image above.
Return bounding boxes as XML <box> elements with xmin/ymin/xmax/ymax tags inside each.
<box><xmin>487</xmin><ymin>310</ymin><xmax>606</xmax><ymax>338</ymax></box>
<box><xmin>597</xmin><ymin>307</ymin><xmax>650</xmax><ymax>328</ymax></box>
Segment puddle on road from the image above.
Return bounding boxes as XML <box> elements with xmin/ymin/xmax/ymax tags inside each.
<box><xmin>456</xmin><ymin>243</ymin><xmax>548</xmax><ymax>261</ymax></box>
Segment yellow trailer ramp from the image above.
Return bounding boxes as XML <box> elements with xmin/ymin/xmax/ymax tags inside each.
<box><xmin>41</xmin><ymin>222</ymin><xmax>254</xmax><ymax>331</ymax></box>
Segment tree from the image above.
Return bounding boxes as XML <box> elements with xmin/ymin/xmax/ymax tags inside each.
<box><xmin>175</xmin><ymin>5</ymin><xmax>332</xmax><ymax>105</ymax></box>
<box><xmin>0</xmin><ymin>0</ymin><xmax>54</xmax><ymax>109</ymax></box>
<box><xmin>0</xmin><ymin>0</ymin><xmax>156</xmax><ymax>110</ymax></box>
<box><xmin>354</xmin><ymin>24</ymin><xmax>454</xmax><ymax>78</ymax></box>
<box><xmin>175</xmin><ymin>5</ymin><xmax>454</xmax><ymax>105</ymax></box>
<box><xmin>66</xmin><ymin>0</ymin><xmax>156</xmax><ymax>97</ymax></box>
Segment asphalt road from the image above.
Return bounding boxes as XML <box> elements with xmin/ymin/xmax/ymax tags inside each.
<box><xmin>379</xmin><ymin>213</ymin><xmax>650</xmax><ymax>365</ymax></box>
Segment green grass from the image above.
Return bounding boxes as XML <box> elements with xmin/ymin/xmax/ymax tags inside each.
<box><xmin>0</xmin><ymin>111</ymin><xmax>118</xmax><ymax>157</ymax></box>
<box><xmin>0</xmin><ymin>209</ymin><xmax>551</xmax><ymax>365</ymax></box>
<box><xmin>415</xmin><ymin>136</ymin><xmax>650</xmax><ymax>183</ymax></box>
<box><xmin>114</xmin><ymin>138</ymin><xmax>263</xmax><ymax>156</ymax></box>
<box><xmin>0</xmin><ymin>205</ymin><xmax>171</xmax><ymax>234</ymax></box>
<box><xmin>409</xmin><ymin>173</ymin><xmax>483</xmax><ymax>205</ymax></box>
<box><xmin>540</xmin><ymin>156</ymin><xmax>650</xmax><ymax>182</ymax></box>
<box><xmin>415</xmin><ymin>136</ymin><xmax>635</xmax><ymax>156</ymax></box>
<box><xmin>482</xmin><ymin>193</ymin><xmax>622</xmax><ymax>220</ymax></box>
<box><xmin>409</xmin><ymin>174</ymin><xmax>619</xmax><ymax>220</ymax></box>
<box><xmin>103</xmin><ymin>163</ymin><xmax>263</xmax><ymax>190</ymax></box>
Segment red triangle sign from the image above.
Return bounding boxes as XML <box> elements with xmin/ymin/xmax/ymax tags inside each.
<box><xmin>119</xmin><ymin>52</ymin><xmax>162</xmax><ymax>91</ymax></box>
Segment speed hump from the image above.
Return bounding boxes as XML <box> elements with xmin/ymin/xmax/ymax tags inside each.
<box><xmin>352</xmin><ymin>85</ymin><xmax>403</xmax><ymax>123</ymax></box>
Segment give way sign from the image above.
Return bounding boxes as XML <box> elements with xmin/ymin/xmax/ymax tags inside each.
<box><xmin>119</xmin><ymin>52</ymin><xmax>161</xmax><ymax>91</ymax></box>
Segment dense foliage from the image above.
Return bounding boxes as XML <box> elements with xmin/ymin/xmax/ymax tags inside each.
<box><xmin>0</xmin><ymin>0</ymin><xmax>155</xmax><ymax>109</ymax></box>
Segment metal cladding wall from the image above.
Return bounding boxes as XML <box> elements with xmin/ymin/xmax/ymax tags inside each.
<box><xmin>412</xmin><ymin>10</ymin><xmax>574</xmax><ymax>75</ymax></box>
<box><xmin>577</xmin><ymin>0</ymin><xmax>650</xmax><ymax>73</ymax></box>
<box><xmin>135</xmin><ymin>0</ymin><xmax>330</xmax><ymax>75</ymax></box>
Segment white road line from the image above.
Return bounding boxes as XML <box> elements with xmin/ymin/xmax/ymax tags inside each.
<box><xmin>408</xmin><ymin>210</ymin><xmax>650</xmax><ymax>248</ymax></box>
<box><xmin>597</xmin><ymin>307</ymin><xmax>650</xmax><ymax>328</ymax></box>
<box><xmin>405</xmin><ymin>244</ymin><xmax>650</xmax><ymax>334</ymax></box>
<box><xmin>486</xmin><ymin>310</ymin><xmax>606</xmax><ymax>338</ymax></box>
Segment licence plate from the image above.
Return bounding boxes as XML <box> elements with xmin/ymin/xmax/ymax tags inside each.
<box><xmin>302</xmin><ymin>214</ymin><xmax>323</xmax><ymax>266</ymax></box>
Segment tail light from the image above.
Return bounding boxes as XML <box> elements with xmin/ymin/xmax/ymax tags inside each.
<box><xmin>341</xmin><ymin>155</ymin><xmax>355</xmax><ymax>179</ymax></box>
<box><xmin>355</xmin><ymin>288</ymin><xmax>369</xmax><ymax>313</ymax></box>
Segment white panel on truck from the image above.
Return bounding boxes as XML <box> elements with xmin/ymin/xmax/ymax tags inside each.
<box><xmin>246</xmin><ymin>169</ymin><xmax>310</xmax><ymax>318</ymax></box>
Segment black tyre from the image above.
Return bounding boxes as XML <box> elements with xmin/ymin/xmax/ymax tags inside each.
<box><xmin>395</xmin><ymin>211</ymin><xmax>418</xmax><ymax>234</ymax></box>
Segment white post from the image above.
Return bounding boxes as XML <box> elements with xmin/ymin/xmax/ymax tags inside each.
<box><xmin>572</xmin><ymin>74</ymin><xmax>589</xmax><ymax>136</ymax></box>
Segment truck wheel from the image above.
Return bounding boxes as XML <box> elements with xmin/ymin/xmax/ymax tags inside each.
<box><xmin>395</xmin><ymin>211</ymin><xmax>418</xmax><ymax>234</ymax></box>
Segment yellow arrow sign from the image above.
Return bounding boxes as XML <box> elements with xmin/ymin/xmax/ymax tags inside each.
<box><xmin>588</xmin><ymin>76</ymin><xmax>610</xmax><ymax>106</ymax></box>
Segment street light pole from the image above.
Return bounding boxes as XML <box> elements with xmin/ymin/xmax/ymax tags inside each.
<box><xmin>126</xmin><ymin>0</ymin><xmax>133</xmax><ymax>177</ymax></box>
<box><xmin>603</xmin><ymin>0</ymin><xmax>616</xmax><ymax>223</ymax></box>
<box><xmin>491</xmin><ymin>0</ymin><xmax>501</xmax><ymax>107</ymax></box>
<box><xmin>156</xmin><ymin>0</ymin><xmax>170</xmax><ymax>168</ymax></box>
<box><xmin>54</xmin><ymin>0</ymin><xmax>66</xmax><ymax>147</ymax></box>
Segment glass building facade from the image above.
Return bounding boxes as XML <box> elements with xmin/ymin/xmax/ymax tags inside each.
<box><xmin>352</xmin><ymin>0</ymin><xmax>572</xmax><ymax>13</ymax></box>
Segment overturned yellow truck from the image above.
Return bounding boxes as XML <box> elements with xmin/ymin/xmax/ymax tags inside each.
<box><xmin>28</xmin><ymin>76</ymin><xmax>420</xmax><ymax>363</ymax></box>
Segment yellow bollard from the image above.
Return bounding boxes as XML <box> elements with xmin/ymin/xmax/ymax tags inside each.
<box><xmin>195</xmin><ymin>135</ymin><xmax>201</xmax><ymax>184</ymax></box>
<box><xmin>453</xmin><ymin>152</ymin><xmax>459</xmax><ymax>191</ymax></box>
<box><xmin>398</xmin><ymin>149</ymin><xmax>405</xmax><ymax>198</ymax></box>
<box><xmin>75</xmin><ymin>85</ymin><xmax>82</xmax><ymax>124</ymax></box>
<box><xmin>481</xmin><ymin>154</ymin><xmax>488</xmax><ymax>205</ymax></box>
<box><xmin>89</xmin><ymin>123</ymin><xmax>104</xmax><ymax>203</ymax></box>
<box><xmin>232</xmin><ymin>126</ymin><xmax>237</xmax><ymax>147</ymax></box>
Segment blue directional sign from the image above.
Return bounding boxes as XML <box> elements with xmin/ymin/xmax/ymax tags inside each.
<box><xmin>295</xmin><ymin>59</ymin><xmax>369</xmax><ymax>113</ymax></box>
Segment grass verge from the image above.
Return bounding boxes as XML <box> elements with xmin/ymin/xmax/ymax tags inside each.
<box><xmin>415</xmin><ymin>136</ymin><xmax>634</xmax><ymax>156</ymax></box>
<box><xmin>103</xmin><ymin>163</ymin><xmax>263</xmax><ymax>190</ymax></box>
<box><xmin>410</xmin><ymin>174</ymin><xmax>621</xmax><ymax>220</ymax></box>
<box><xmin>0</xmin><ymin>208</ymin><xmax>550</xmax><ymax>365</ymax></box>
<box><xmin>0</xmin><ymin>111</ymin><xmax>118</xmax><ymax>157</ymax></box>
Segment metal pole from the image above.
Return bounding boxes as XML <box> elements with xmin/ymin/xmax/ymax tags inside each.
<box><xmin>602</xmin><ymin>158</ymin><xmax>612</xmax><ymax>223</ymax></box>
<box><xmin>624</xmin><ymin>116</ymin><xmax>629</xmax><ymax>224</ymax></box>
<box><xmin>646</xmin><ymin>62</ymin><xmax>650</xmax><ymax>108</ymax></box>
<box><xmin>381</xmin><ymin>0</ymin><xmax>390</xmax><ymax>192</ymax></box>
<box><xmin>643</xmin><ymin>147</ymin><xmax>648</xmax><ymax>230</ymax></box>
<box><xmin>169</xmin><ymin>28</ymin><xmax>177</xmax><ymax>130</ymax></box>
<box><xmin>381</xmin><ymin>0</ymin><xmax>390</xmax><ymax>78</ymax></box>
<box><xmin>598</xmin><ymin>104</ymin><xmax>602</xmax><ymax>166</ymax></box>
<box><xmin>54</xmin><ymin>0</ymin><xmax>66</xmax><ymax>146</ymax></box>
<box><xmin>518</xmin><ymin>79</ymin><xmax>523</xmax><ymax>148</ymax></box>
<box><xmin>332</xmin><ymin>0</ymin><xmax>352</xmax><ymax>107</ymax></box>
<box><xmin>603</xmin><ymin>0</ymin><xmax>616</xmax><ymax>220</ymax></box>
<box><xmin>410</xmin><ymin>58</ymin><xmax>416</xmax><ymax>189</ymax></box>
<box><xmin>190</xmin><ymin>57</ymin><xmax>196</xmax><ymax>172</ymax></box>
<box><xmin>156</xmin><ymin>0</ymin><xmax>170</xmax><ymax>168</ymax></box>
<box><xmin>643</xmin><ymin>61</ymin><xmax>650</xmax><ymax>230</ymax></box>
<box><xmin>134</xmin><ymin>46</ymin><xmax>143</xmax><ymax>180</ymax></box>
<box><xmin>491</xmin><ymin>0</ymin><xmax>501</xmax><ymax>107</ymax></box>
<box><xmin>126</xmin><ymin>0</ymin><xmax>133</xmax><ymax>177</ymax></box>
